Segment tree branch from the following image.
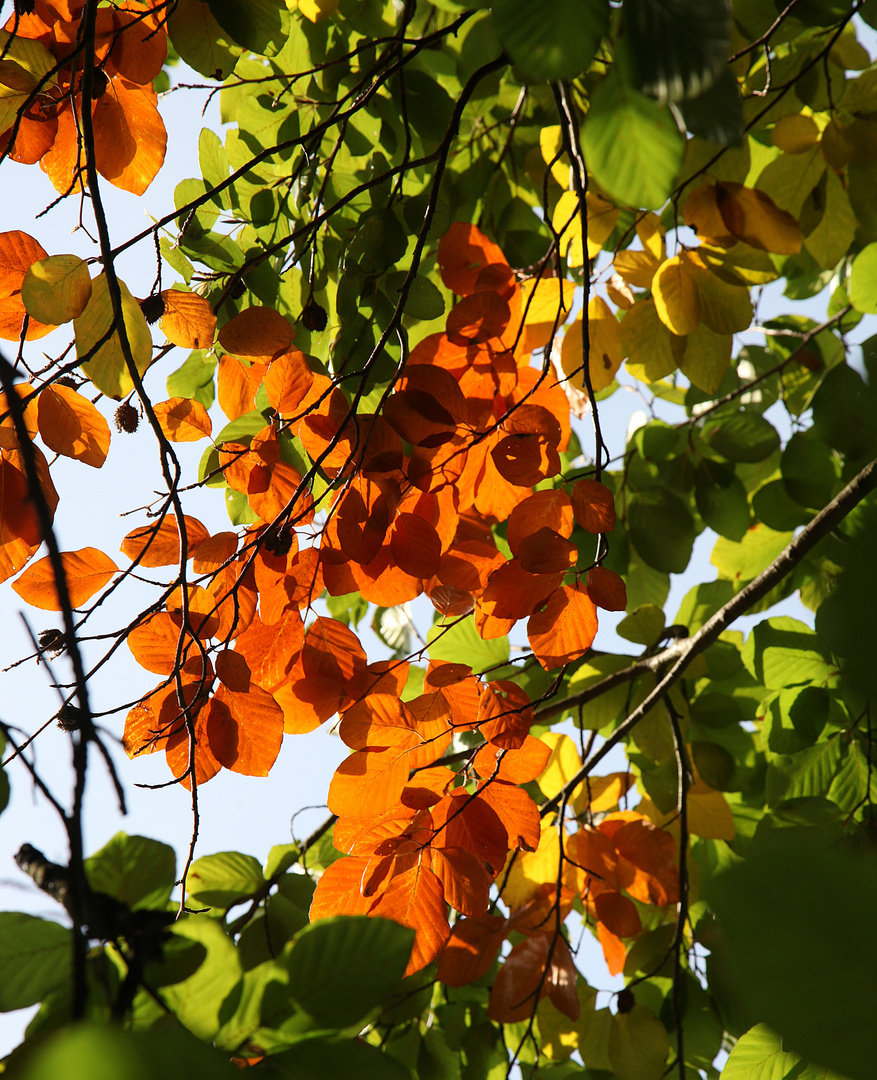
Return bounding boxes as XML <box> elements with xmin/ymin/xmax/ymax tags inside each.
<box><xmin>540</xmin><ymin>454</ymin><xmax>877</xmax><ymax>817</ymax></box>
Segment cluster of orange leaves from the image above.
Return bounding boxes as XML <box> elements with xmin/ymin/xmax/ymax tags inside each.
<box><xmin>1</xmin><ymin>0</ymin><xmax>167</xmax><ymax>194</ymax></box>
<box><xmin>3</xmin><ymin>220</ymin><xmax>676</xmax><ymax>989</ymax></box>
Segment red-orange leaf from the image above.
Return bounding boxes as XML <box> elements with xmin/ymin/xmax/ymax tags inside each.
<box><xmin>92</xmin><ymin>77</ymin><xmax>166</xmax><ymax>195</ymax></box>
<box><xmin>437</xmin><ymin>913</ymin><xmax>507</xmax><ymax>986</ymax></box>
<box><xmin>586</xmin><ymin>565</ymin><xmax>627</xmax><ymax>612</ymax></box>
<box><xmin>153</xmin><ymin>396</ymin><xmax>212</xmax><ymax>442</ymax></box>
<box><xmin>570</xmin><ymin>478</ymin><xmax>616</xmax><ymax>533</ymax></box>
<box><xmin>127</xmin><ymin>611</ymin><xmax>191</xmax><ymax>675</ymax></box>
<box><xmin>12</xmin><ymin>547</ymin><xmax>118</xmax><ymax>610</ymax></box>
<box><xmin>516</xmin><ymin>528</ymin><xmax>577</xmax><ymax>574</ymax></box>
<box><xmin>438</xmin><ymin>222</ymin><xmax>508</xmax><ymax>296</ymax></box>
<box><xmin>506</xmin><ymin>489</ymin><xmax>574</xmax><ymax>554</ymax></box>
<box><xmin>430</xmin><ymin>847</ymin><xmax>491</xmax><ymax>917</ymax></box>
<box><xmin>390</xmin><ymin>512</ymin><xmax>441</xmax><ymax>578</ymax></box>
<box><xmin>328</xmin><ymin>746</ymin><xmax>411</xmax><ymax>818</ymax></box>
<box><xmin>528</xmin><ymin>582</ymin><xmax>598</xmax><ymax>670</ymax></box>
<box><xmin>37</xmin><ymin>384</ymin><xmax>111</xmax><ymax>468</ymax></box>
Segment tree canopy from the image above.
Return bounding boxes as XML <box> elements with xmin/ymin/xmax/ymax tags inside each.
<box><xmin>1</xmin><ymin>0</ymin><xmax>877</xmax><ymax>1077</ymax></box>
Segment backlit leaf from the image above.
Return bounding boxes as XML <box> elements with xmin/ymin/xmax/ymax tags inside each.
<box><xmin>12</xmin><ymin>547</ymin><xmax>118</xmax><ymax>610</ymax></box>
<box><xmin>75</xmin><ymin>274</ymin><xmax>153</xmax><ymax>400</ymax></box>
<box><xmin>22</xmin><ymin>254</ymin><xmax>92</xmax><ymax>324</ymax></box>
<box><xmin>37</xmin><ymin>384</ymin><xmax>111</xmax><ymax>468</ymax></box>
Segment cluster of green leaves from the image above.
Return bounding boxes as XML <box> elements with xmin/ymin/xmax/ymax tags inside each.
<box><xmin>4</xmin><ymin>0</ymin><xmax>877</xmax><ymax>1079</ymax></box>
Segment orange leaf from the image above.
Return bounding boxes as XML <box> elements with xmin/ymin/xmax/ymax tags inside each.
<box><xmin>586</xmin><ymin>565</ymin><xmax>627</xmax><ymax>611</ymax></box>
<box><xmin>263</xmin><ymin>348</ymin><xmax>314</xmax><ymax>414</ymax></box>
<box><xmin>438</xmin><ymin>222</ymin><xmax>508</xmax><ymax>296</ymax></box>
<box><xmin>570</xmin><ymin>478</ymin><xmax>616</xmax><ymax>533</ymax></box>
<box><xmin>310</xmin><ymin>855</ymin><xmax>376</xmax><ymax>920</ymax></box>
<box><xmin>328</xmin><ymin>746</ymin><xmax>411</xmax><ymax>818</ymax></box>
<box><xmin>491</xmin><ymin>432</ymin><xmax>560</xmax><ymax>487</ymax></box>
<box><xmin>369</xmin><ymin>860</ymin><xmax>450</xmax><ymax>976</ymax></box>
<box><xmin>437</xmin><ymin>913</ymin><xmax>507</xmax><ymax>986</ymax></box>
<box><xmin>217</xmin><ymin>355</ymin><xmax>267</xmax><ymax>420</ymax></box>
<box><xmin>481</xmin><ymin>559</ymin><xmax>564</xmax><ymax>621</ymax></box>
<box><xmin>474</xmin><ymin>734</ymin><xmax>552</xmax><ymax>785</ymax></box>
<box><xmin>192</xmin><ymin>531</ymin><xmax>238</xmax><ymax>575</ymax></box>
<box><xmin>430</xmin><ymin>847</ymin><xmax>491</xmax><ymax>917</ymax></box>
<box><xmin>159</xmin><ymin>289</ymin><xmax>217</xmax><ymax>349</ymax></box>
<box><xmin>208</xmin><ymin>683</ymin><xmax>284</xmax><ymax>776</ymax></box>
<box><xmin>527</xmin><ymin>582</ymin><xmax>598</xmax><ymax>670</ymax></box>
<box><xmin>430</xmin><ymin>791</ymin><xmax>508</xmax><ymax>876</ymax></box>
<box><xmin>166</xmin><ymin>583</ymin><xmax>221</xmax><ymax>639</ymax></box>
<box><xmin>92</xmin><ymin>77</ymin><xmax>166</xmax><ymax>195</ymax></box>
<box><xmin>12</xmin><ymin>547</ymin><xmax>118</xmax><ymax>610</ymax></box>
<box><xmin>597</xmin><ymin>922</ymin><xmax>627</xmax><ymax>976</ymax></box>
<box><xmin>0</xmin><ymin>231</ymin><xmax>55</xmax><ymax>341</ymax></box>
<box><xmin>390</xmin><ymin>512</ymin><xmax>441</xmax><ymax>578</ymax></box>
<box><xmin>477</xmin><ymin>680</ymin><xmax>533</xmax><ymax>750</ymax></box>
<box><xmin>715</xmin><ymin>181</ymin><xmax>802</xmax><ymax>255</ymax></box>
<box><xmin>516</xmin><ymin>528</ymin><xmax>577</xmax><ymax>574</ymax></box>
<box><xmin>234</xmin><ymin>607</ymin><xmax>304</xmax><ymax>691</ymax></box>
<box><xmin>37</xmin><ymin>384</ymin><xmax>110</xmax><ymax>468</ymax></box>
<box><xmin>488</xmin><ymin>934</ymin><xmax>550</xmax><ymax>1023</ymax></box>
<box><xmin>153</xmin><ymin>396</ymin><xmax>212</xmax><ymax>442</ymax></box>
<box><xmin>121</xmin><ymin>515</ymin><xmax>210</xmax><ymax>567</ymax></box>
<box><xmin>506</xmin><ymin>489</ymin><xmax>574</xmax><ymax>554</ymax></box>
<box><xmin>0</xmin><ymin>382</ymin><xmax>39</xmax><ymax>443</ymax></box>
<box><xmin>338</xmin><ymin>694</ymin><xmax>418</xmax><ymax>750</ymax></box>
<box><xmin>218</xmin><ymin>306</ymin><xmax>293</xmax><ymax>361</ymax></box>
<box><xmin>0</xmin><ymin>446</ymin><xmax>56</xmax><ymax>583</ymax></box>
<box><xmin>127</xmin><ymin>611</ymin><xmax>191</xmax><ymax>675</ymax></box>
<box><xmin>478</xmin><ymin>781</ymin><xmax>541</xmax><ymax>853</ymax></box>
<box><xmin>594</xmin><ymin>891</ymin><xmax>642</xmax><ymax>938</ymax></box>
<box><xmin>447</xmin><ymin>292</ymin><xmax>510</xmax><ymax>345</ymax></box>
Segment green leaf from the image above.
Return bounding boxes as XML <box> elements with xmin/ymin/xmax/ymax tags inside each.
<box><xmin>85</xmin><ymin>833</ymin><xmax>176</xmax><ymax>911</ymax></box>
<box><xmin>12</xmin><ymin>1020</ymin><xmax>241</xmax><ymax>1080</ymax></box>
<box><xmin>695</xmin><ymin>464</ymin><xmax>751</xmax><ymax>541</ymax></box>
<box><xmin>263</xmin><ymin>1034</ymin><xmax>413</xmax><ymax>1080</ymax></box>
<box><xmin>161</xmin><ymin>916</ymin><xmax>242</xmax><ymax>1040</ymax></box>
<box><xmin>675</xmin><ymin>579</ymin><xmax>734</xmax><ymax>633</ymax></box>
<box><xmin>187</xmin><ymin>851</ymin><xmax>265</xmax><ymax>909</ymax></box>
<box><xmin>206</xmin><ymin>0</ymin><xmax>288</xmax><ymax>57</ymax></box>
<box><xmin>617</xmin><ymin>603</ymin><xmax>665</xmax><ymax>646</ymax></box>
<box><xmin>700</xmin><ymin>411</ymin><xmax>780</xmax><ymax>463</ymax></box>
<box><xmin>0</xmin><ymin>914</ymin><xmax>71</xmax><ymax>1011</ymax></box>
<box><xmin>711</xmin><ymin>523</ymin><xmax>793</xmax><ymax>585</ymax></box>
<box><xmin>167</xmin><ymin>349</ymin><xmax>217</xmax><ymax>409</ymax></box>
<box><xmin>283</xmin><ymin>916</ymin><xmax>414</xmax><ymax>1029</ymax></box>
<box><xmin>678</xmin><ymin>66</ymin><xmax>744</xmax><ymax>146</ymax></box>
<box><xmin>167</xmin><ymin>0</ymin><xmax>241</xmax><ymax>79</ymax></box>
<box><xmin>583</xmin><ymin>68</ymin><xmax>684</xmax><ymax>210</ymax></box>
<box><xmin>490</xmin><ymin>0</ymin><xmax>608</xmax><ymax>81</ymax></box>
<box><xmin>740</xmin><ymin>617</ymin><xmax>836</xmax><ymax>690</ymax></box>
<box><xmin>621</xmin><ymin>0</ymin><xmax>731</xmax><ymax>102</ymax></box>
<box><xmin>849</xmin><ymin>240</ymin><xmax>877</xmax><ymax>314</ymax></box>
<box><xmin>721</xmin><ymin>1024</ymin><xmax>799</xmax><ymax>1080</ymax></box>
<box><xmin>427</xmin><ymin>615</ymin><xmax>510</xmax><ymax>672</ymax></box>
<box><xmin>628</xmin><ymin>488</ymin><xmax>696</xmax><ymax>573</ymax></box>
<box><xmin>706</xmin><ymin>831</ymin><xmax>877</xmax><ymax>1080</ymax></box>
<box><xmin>781</xmin><ymin>430</ymin><xmax>839</xmax><ymax>510</ymax></box>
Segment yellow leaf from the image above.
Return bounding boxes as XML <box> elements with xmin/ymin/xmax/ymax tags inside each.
<box><xmin>686</xmin><ymin>779</ymin><xmax>735</xmax><ymax>840</ymax></box>
<box><xmin>618</xmin><ymin>299</ymin><xmax>676</xmax><ymax>384</ymax></box>
<box><xmin>154</xmin><ymin>397</ymin><xmax>213</xmax><ymax>442</ymax></box>
<box><xmin>716</xmin><ymin>181</ymin><xmax>802</xmax><ymax>255</ymax></box>
<box><xmin>12</xmin><ymin>547</ymin><xmax>119</xmax><ymax>610</ymax></box>
<box><xmin>771</xmin><ymin>113</ymin><xmax>821</xmax><ymax>154</ymax></box>
<box><xmin>22</xmin><ymin>255</ymin><xmax>92</xmax><ymax>325</ymax></box>
<box><xmin>674</xmin><ymin>323</ymin><xmax>732</xmax><ymax>395</ymax></box>
<box><xmin>652</xmin><ymin>255</ymin><xmax>700</xmax><ymax>336</ymax></box>
<box><xmin>500</xmin><ymin>820</ymin><xmax>582</xmax><ymax>908</ymax></box>
<box><xmin>609</xmin><ymin>1004</ymin><xmax>670</xmax><ymax>1080</ymax></box>
<box><xmin>554</xmin><ymin>191</ymin><xmax>583</xmax><ymax>267</ymax></box>
<box><xmin>696</xmin><ymin>242</ymin><xmax>779</xmax><ymax>286</ymax></box>
<box><xmin>573</xmin><ymin>771</ymin><xmax>635</xmax><ymax>815</ymax></box>
<box><xmin>74</xmin><ymin>274</ymin><xmax>153</xmax><ymax>400</ymax></box>
<box><xmin>538</xmin><ymin>731</ymin><xmax>583</xmax><ymax>802</ymax></box>
<box><xmin>683</xmin><ymin>181</ymin><xmax>735</xmax><ymax>246</ymax></box>
<box><xmin>37</xmin><ymin>384</ymin><xmax>111</xmax><ymax>468</ymax></box>
<box><xmin>538</xmin><ymin>983</ymin><xmax>598</xmax><ymax>1060</ymax></box>
<box><xmin>539</xmin><ymin>125</ymin><xmax>571</xmax><ymax>187</ymax></box>
<box><xmin>516</xmin><ymin>276</ymin><xmax>577</xmax><ymax>355</ymax></box>
<box><xmin>293</xmin><ymin>0</ymin><xmax>339</xmax><ymax>22</ymax></box>
<box><xmin>636</xmin><ymin>213</ymin><xmax>666</xmax><ymax>261</ymax></box>
<box><xmin>586</xmin><ymin>192</ymin><xmax>619</xmax><ymax>259</ymax></box>
<box><xmin>683</xmin><ymin>250</ymin><xmax>753</xmax><ymax>334</ymax></box>
<box><xmin>560</xmin><ymin>298</ymin><xmax>622</xmax><ymax>393</ymax></box>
